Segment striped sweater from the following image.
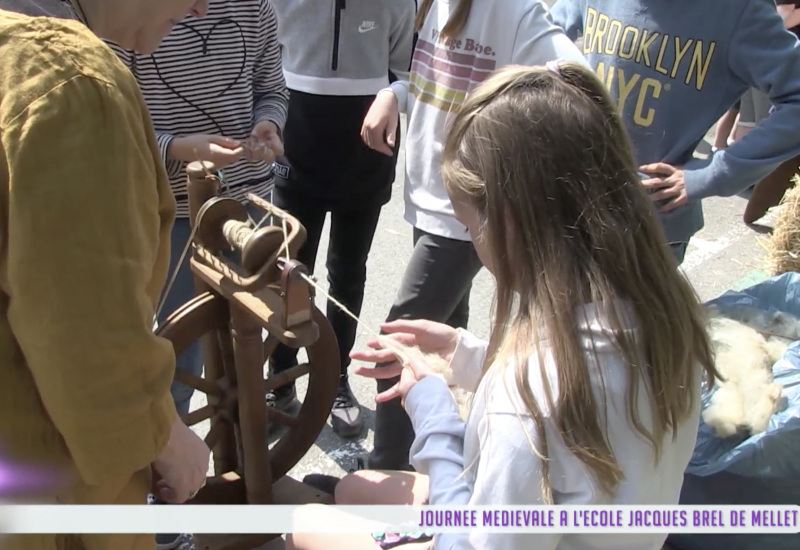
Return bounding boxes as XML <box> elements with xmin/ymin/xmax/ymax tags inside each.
<box><xmin>112</xmin><ymin>0</ymin><xmax>289</xmax><ymax>218</ymax></box>
<box><xmin>388</xmin><ymin>0</ymin><xmax>587</xmax><ymax>240</ymax></box>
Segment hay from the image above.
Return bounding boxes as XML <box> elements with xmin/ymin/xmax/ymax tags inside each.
<box><xmin>765</xmin><ymin>174</ymin><xmax>800</xmax><ymax>276</ymax></box>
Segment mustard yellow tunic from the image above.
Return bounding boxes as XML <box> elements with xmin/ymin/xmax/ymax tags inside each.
<box><xmin>0</xmin><ymin>7</ymin><xmax>177</xmax><ymax>525</ymax></box>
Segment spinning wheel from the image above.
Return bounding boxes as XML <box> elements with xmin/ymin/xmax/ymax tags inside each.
<box><xmin>154</xmin><ymin>161</ymin><xmax>340</xmax><ymax>550</ymax></box>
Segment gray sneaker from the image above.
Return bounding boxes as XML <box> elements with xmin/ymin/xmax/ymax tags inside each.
<box><xmin>150</xmin><ymin>496</ymin><xmax>194</xmax><ymax>550</ymax></box>
<box><xmin>330</xmin><ymin>375</ymin><xmax>363</xmax><ymax>438</ymax></box>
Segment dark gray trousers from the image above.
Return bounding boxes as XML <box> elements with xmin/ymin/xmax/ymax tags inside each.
<box><xmin>367</xmin><ymin>227</ymin><xmax>483</xmax><ymax>470</ymax></box>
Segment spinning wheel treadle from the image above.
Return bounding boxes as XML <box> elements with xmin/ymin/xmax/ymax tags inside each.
<box><xmin>154</xmin><ymin>161</ymin><xmax>339</xmax><ymax>550</ymax></box>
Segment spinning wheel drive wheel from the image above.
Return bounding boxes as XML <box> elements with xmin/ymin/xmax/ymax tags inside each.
<box><xmin>155</xmin><ymin>289</ymin><xmax>340</xmax><ymax>490</ymax></box>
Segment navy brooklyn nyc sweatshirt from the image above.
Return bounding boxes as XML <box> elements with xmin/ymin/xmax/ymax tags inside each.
<box><xmin>551</xmin><ymin>0</ymin><xmax>800</xmax><ymax>246</ymax></box>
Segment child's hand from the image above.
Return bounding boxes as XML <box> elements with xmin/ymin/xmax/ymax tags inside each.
<box><xmin>168</xmin><ymin>134</ymin><xmax>244</xmax><ymax>167</ymax></box>
<box><xmin>352</xmin><ymin>319</ymin><xmax>460</xmax><ymax>367</ymax></box>
<box><xmin>247</xmin><ymin>120</ymin><xmax>284</xmax><ymax>163</ymax></box>
<box><xmin>778</xmin><ymin>3</ymin><xmax>800</xmax><ymax>29</ymax></box>
<box><xmin>361</xmin><ymin>89</ymin><xmax>399</xmax><ymax>156</ymax></box>
<box><xmin>353</xmin><ymin>347</ymin><xmax>441</xmax><ymax>405</ymax></box>
<box><xmin>640</xmin><ymin>162</ymin><xmax>687</xmax><ymax>212</ymax></box>
<box><xmin>351</xmin><ymin>319</ymin><xmax>460</xmax><ymax>403</ymax></box>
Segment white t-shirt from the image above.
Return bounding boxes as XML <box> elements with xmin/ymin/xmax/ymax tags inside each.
<box><xmin>389</xmin><ymin>0</ymin><xmax>588</xmax><ymax>240</ymax></box>
<box><xmin>403</xmin><ymin>301</ymin><xmax>703</xmax><ymax>549</ymax></box>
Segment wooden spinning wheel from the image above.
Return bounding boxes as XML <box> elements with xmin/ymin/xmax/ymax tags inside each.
<box><xmin>154</xmin><ymin>161</ymin><xmax>340</xmax><ymax>550</ymax></box>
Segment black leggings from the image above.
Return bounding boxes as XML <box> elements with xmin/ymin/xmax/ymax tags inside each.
<box><xmin>269</xmin><ymin>186</ymin><xmax>383</xmax><ymax>376</ymax></box>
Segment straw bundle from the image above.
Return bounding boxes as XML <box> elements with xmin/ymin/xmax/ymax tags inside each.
<box><xmin>765</xmin><ymin>175</ymin><xmax>800</xmax><ymax>276</ymax></box>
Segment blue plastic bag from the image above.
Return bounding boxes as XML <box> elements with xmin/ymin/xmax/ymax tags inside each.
<box><xmin>686</xmin><ymin>272</ymin><xmax>800</xmax><ymax>479</ymax></box>
<box><xmin>668</xmin><ymin>273</ymin><xmax>800</xmax><ymax>550</ymax></box>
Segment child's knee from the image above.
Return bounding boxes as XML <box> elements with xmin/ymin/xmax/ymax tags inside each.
<box><xmin>334</xmin><ymin>471</ymin><xmax>375</xmax><ymax>504</ymax></box>
<box><xmin>335</xmin><ymin>470</ymin><xmax>429</xmax><ymax>506</ymax></box>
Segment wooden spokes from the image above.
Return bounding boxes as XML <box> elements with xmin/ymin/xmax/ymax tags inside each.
<box><xmin>155</xmin><ymin>290</ymin><xmax>340</xmax><ymax>484</ymax></box>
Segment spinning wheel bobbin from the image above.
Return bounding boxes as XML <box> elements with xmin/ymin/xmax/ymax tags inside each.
<box><xmin>153</xmin><ymin>161</ymin><xmax>339</xmax><ymax>550</ymax></box>
<box><xmin>194</xmin><ymin>197</ymin><xmax>290</xmax><ymax>284</ymax></box>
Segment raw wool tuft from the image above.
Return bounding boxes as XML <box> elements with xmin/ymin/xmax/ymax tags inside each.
<box><xmin>765</xmin><ymin>175</ymin><xmax>800</xmax><ymax>276</ymax></box>
<box><xmin>703</xmin><ymin>306</ymin><xmax>790</xmax><ymax>438</ymax></box>
<box><xmin>377</xmin><ymin>336</ymin><xmax>472</xmax><ymax>420</ymax></box>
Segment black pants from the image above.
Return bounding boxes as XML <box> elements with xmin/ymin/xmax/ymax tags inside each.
<box><xmin>670</xmin><ymin>241</ymin><xmax>689</xmax><ymax>265</ymax></box>
<box><xmin>368</xmin><ymin>227</ymin><xmax>483</xmax><ymax>470</ymax></box>
<box><xmin>270</xmin><ymin>186</ymin><xmax>383</xmax><ymax>377</ymax></box>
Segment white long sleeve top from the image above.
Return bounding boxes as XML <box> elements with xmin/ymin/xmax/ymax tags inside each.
<box><xmin>386</xmin><ymin>0</ymin><xmax>588</xmax><ymax>241</ymax></box>
<box><xmin>403</xmin><ymin>302</ymin><xmax>703</xmax><ymax>550</ymax></box>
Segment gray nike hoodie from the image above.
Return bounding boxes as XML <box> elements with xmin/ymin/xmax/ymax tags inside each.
<box><xmin>271</xmin><ymin>0</ymin><xmax>415</xmax><ymax>95</ymax></box>
<box><xmin>269</xmin><ymin>0</ymin><xmax>416</xmax><ymax>206</ymax></box>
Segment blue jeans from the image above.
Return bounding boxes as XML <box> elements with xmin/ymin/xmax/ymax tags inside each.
<box><xmin>156</xmin><ymin>216</ymin><xmax>201</xmax><ymax>418</ymax></box>
<box><xmin>156</xmin><ymin>199</ymin><xmax>272</xmax><ymax>417</ymax></box>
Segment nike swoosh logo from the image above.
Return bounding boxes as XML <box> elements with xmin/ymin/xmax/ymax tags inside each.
<box><xmin>358</xmin><ymin>26</ymin><xmax>377</xmax><ymax>33</ymax></box>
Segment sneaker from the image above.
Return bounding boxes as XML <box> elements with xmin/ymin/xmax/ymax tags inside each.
<box><xmin>330</xmin><ymin>375</ymin><xmax>363</xmax><ymax>438</ymax></box>
<box><xmin>149</xmin><ymin>497</ymin><xmax>195</xmax><ymax>550</ymax></box>
<box><xmin>156</xmin><ymin>533</ymin><xmax>194</xmax><ymax>550</ymax></box>
<box><xmin>266</xmin><ymin>382</ymin><xmax>298</xmax><ymax>412</ymax></box>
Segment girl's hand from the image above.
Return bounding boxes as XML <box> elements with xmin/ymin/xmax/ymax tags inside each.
<box><xmin>352</xmin><ymin>319</ymin><xmax>460</xmax><ymax>367</ymax></box>
<box><xmin>351</xmin><ymin>319</ymin><xmax>460</xmax><ymax>404</ymax></box>
<box><xmin>167</xmin><ymin>134</ymin><xmax>244</xmax><ymax>167</ymax></box>
<box><xmin>246</xmin><ymin>120</ymin><xmax>284</xmax><ymax>163</ymax></box>
<box><xmin>361</xmin><ymin>89</ymin><xmax>399</xmax><ymax>156</ymax></box>
<box><xmin>778</xmin><ymin>4</ymin><xmax>800</xmax><ymax>29</ymax></box>
<box><xmin>353</xmin><ymin>342</ymin><xmax>441</xmax><ymax>405</ymax></box>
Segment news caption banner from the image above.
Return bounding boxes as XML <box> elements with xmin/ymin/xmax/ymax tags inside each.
<box><xmin>0</xmin><ymin>505</ymin><xmax>798</xmax><ymax>535</ymax></box>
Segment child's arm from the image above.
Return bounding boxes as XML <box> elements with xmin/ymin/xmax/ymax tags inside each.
<box><xmin>388</xmin><ymin>80</ymin><xmax>410</xmax><ymax>116</ymax></box>
<box><xmin>404</xmin><ymin>374</ymin><xmax>562</xmax><ymax>550</ymax></box>
<box><xmin>388</xmin><ymin>0</ymin><xmax>416</xmax><ymax>85</ymax></box>
<box><xmin>359</xmin><ymin>1</ymin><xmax>415</xmax><ymax>155</ymax></box>
<box><xmin>252</xmin><ymin>1</ymin><xmax>289</xmax><ymax>138</ymax></box>
<box><xmin>548</xmin><ymin>0</ymin><xmax>585</xmax><ymax>42</ymax></box>
<box><xmin>682</xmin><ymin>0</ymin><xmax>800</xmax><ymax>202</ymax></box>
<box><xmin>513</xmin><ymin>0</ymin><xmax>588</xmax><ymax>68</ymax></box>
<box><xmin>448</xmin><ymin>329</ymin><xmax>488</xmax><ymax>393</ymax></box>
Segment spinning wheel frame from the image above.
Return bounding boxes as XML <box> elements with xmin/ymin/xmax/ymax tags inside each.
<box><xmin>152</xmin><ymin>161</ymin><xmax>339</xmax><ymax>549</ymax></box>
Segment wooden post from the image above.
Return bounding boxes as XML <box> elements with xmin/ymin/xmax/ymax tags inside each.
<box><xmin>186</xmin><ymin>161</ymin><xmax>239</xmax><ymax>475</ymax></box>
<box><xmin>230</xmin><ymin>303</ymin><xmax>273</xmax><ymax>504</ymax></box>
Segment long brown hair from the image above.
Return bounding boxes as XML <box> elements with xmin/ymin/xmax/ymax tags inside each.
<box><xmin>415</xmin><ymin>0</ymin><xmax>473</xmax><ymax>38</ymax></box>
<box><xmin>442</xmin><ymin>63</ymin><xmax>718</xmax><ymax>501</ymax></box>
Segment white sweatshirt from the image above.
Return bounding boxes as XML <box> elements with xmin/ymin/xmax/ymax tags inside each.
<box><xmin>403</xmin><ymin>301</ymin><xmax>703</xmax><ymax>550</ymax></box>
<box><xmin>388</xmin><ymin>0</ymin><xmax>588</xmax><ymax>240</ymax></box>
